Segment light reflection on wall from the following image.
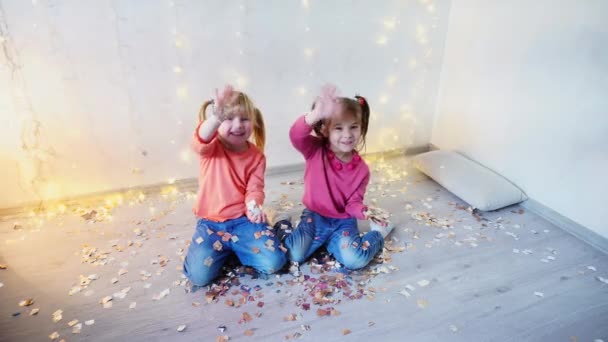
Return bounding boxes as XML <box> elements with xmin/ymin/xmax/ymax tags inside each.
<box><xmin>0</xmin><ymin>0</ymin><xmax>448</xmax><ymax>211</ymax></box>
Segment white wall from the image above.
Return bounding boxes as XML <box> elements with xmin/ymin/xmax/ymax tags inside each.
<box><xmin>432</xmin><ymin>1</ymin><xmax>608</xmax><ymax>237</ymax></box>
<box><xmin>0</xmin><ymin>0</ymin><xmax>449</xmax><ymax>208</ymax></box>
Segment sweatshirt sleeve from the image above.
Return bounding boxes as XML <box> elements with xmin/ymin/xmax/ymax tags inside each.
<box><xmin>191</xmin><ymin>121</ymin><xmax>218</xmax><ymax>156</ymax></box>
<box><xmin>345</xmin><ymin>172</ymin><xmax>370</xmax><ymax>220</ymax></box>
<box><xmin>245</xmin><ymin>155</ymin><xmax>266</xmax><ymax>206</ymax></box>
<box><xmin>289</xmin><ymin>115</ymin><xmax>322</xmax><ymax>159</ymax></box>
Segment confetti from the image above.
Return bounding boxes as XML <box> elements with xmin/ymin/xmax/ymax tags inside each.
<box><xmin>196</xmin><ymin>236</ymin><xmax>204</xmax><ymax>244</ymax></box>
<box><xmin>399</xmin><ymin>289</ymin><xmax>411</xmax><ymax>298</ymax></box>
<box><xmin>177</xmin><ymin>325</ymin><xmax>187</xmax><ymax>332</ymax></box>
<box><xmin>417</xmin><ymin>299</ymin><xmax>428</xmax><ymax>308</ymax></box>
<box><xmin>534</xmin><ymin>292</ymin><xmax>544</xmax><ymax>298</ymax></box>
<box><xmin>342</xmin><ymin>329</ymin><xmax>351</xmax><ymax>335</ymax></box>
<box><xmin>72</xmin><ymin>323</ymin><xmax>82</xmax><ymax>334</ymax></box>
<box><xmin>244</xmin><ymin>329</ymin><xmax>254</xmax><ymax>336</ymax></box>
<box><xmin>19</xmin><ymin>298</ymin><xmax>34</xmax><ymax>307</ymax></box>
<box><xmin>587</xmin><ymin>266</ymin><xmax>597</xmax><ymax>272</ymax></box>
<box><xmin>85</xmin><ymin>320</ymin><xmax>95</xmax><ymax>326</ymax></box>
<box><xmin>68</xmin><ymin>319</ymin><xmax>79</xmax><ymax>327</ymax></box>
<box><xmin>52</xmin><ymin>310</ymin><xmax>63</xmax><ymax>322</ymax></box>
<box><xmin>216</xmin><ymin>336</ymin><xmax>229</xmax><ymax>342</ymax></box>
<box><xmin>417</xmin><ymin>280</ymin><xmax>430</xmax><ymax>287</ymax></box>
<box><xmin>29</xmin><ymin>308</ymin><xmax>39</xmax><ymax>316</ymax></box>
<box><xmin>251</xmin><ymin>247</ymin><xmax>260</xmax><ymax>254</ymax></box>
<box><xmin>449</xmin><ymin>324</ymin><xmax>458</xmax><ymax>333</ymax></box>
<box><xmin>213</xmin><ymin>241</ymin><xmax>223</xmax><ymax>251</ymax></box>
<box><xmin>204</xmin><ymin>257</ymin><xmax>214</xmax><ymax>267</ymax></box>
<box><xmin>49</xmin><ymin>332</ymin><xmax>60</xmax><ymax>340</ymax></box>
<box><xmin>129</xmin><ymin>302</ymin><xmax>137</xmax><ymax>309</ymax></box>
<box><xmin>118</xmin><ymin>269</ymin><xmax>128</xmax><ymax>276</ymax></box>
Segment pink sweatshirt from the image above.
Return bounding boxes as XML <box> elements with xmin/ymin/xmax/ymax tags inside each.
<box><xmin>289</xmin><ymin>115</ymin><xmax>369</xmax><ymax>220</ymax></box>
<box><xmin>191</xmin><ymin>122</ymin><xmax>266</xmax><ymax>222</ymax></box>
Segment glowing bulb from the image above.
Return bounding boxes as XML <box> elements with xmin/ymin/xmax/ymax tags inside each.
<box><xmin>180</xmin><ymin>149</ymin><xmax>191</xmax><ymax>163</ymax></box>
<box><xmin>175</xmin><ymin>39</ymin><xmax>183</xmax><ymax>48</ymax></box>
<box><xmin>167</xmin><ymin>178</ymin><xmax>176</xmax><ymax>184</ymax></box>
<box><xmin>301</xmin><ymin>0</ymin><xmax>309</xmax><ymax>9</ymax></box>
<box><xmin>427</xmin><ymin>4</ymin><xmax>435</xmax><ymax>13</ymax></box>
<box><xmin>408</xmin><ymin>58</ymin><xmax>418</xmax><ymax>69</ymax></box>
<box><xmin>383</xmin><ymin>18</ymin><xmax>397</xmax><ymax>30</ymax></box>
<box><xmin>236</xmin><ymin>76</ymin><xmax>248</xmax><ymax>87</ymax></box>
<box><xmin>386</xmin><ymin>75</ymin><xmax>397</xmax><ymax>86</ymax></box>
<box><xmin>305</xmin><ymin>26</ymin><xmax>310</xmax><ymax>32</ymax></box>
<box><xmin>303</xmin><ymin>48</ymin><xmax>314</xmax><ymax>57</ymax></box>
<box><xmin>376</xmin><ymin>35</ymin><xmax>388</xmax><ymax>45</ymax></box>
<box><xmin>173</xmin><ymin>66</ymin><xmax>182</xmax><ymax>73</ymax></box>
<box><xmin>138</xmin><ymin>193</ymin><xmax>146</xmax><ymax>201</ymax></box>
<box><xmin>297</xmin><ymin>87</ymin><xmax>308</xmax><ymax>95</ymax></box>
<box><xmin>176</xmin><ymin>86</ymin><xmax>188</xmax><ymax>98</ymax></box>
<box><xmin>379</xmin><ymin>95</ymin><xmax>389</xmax><ymax>104</ymax></box>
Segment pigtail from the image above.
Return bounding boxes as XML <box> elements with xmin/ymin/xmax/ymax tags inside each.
<box><xmin>354</xmin><ymin>95</ymin><xmax>370</xmax><ymax>151</ymax></box>
<box><xmin>198</xmin><ymin>100</ymin><xmax>213</xmax><ymax>123</ymax></box>
<box><xmin>251</xmin><ymin>107</ymin><xmax>266</xmax><ymax>152</ymax></box>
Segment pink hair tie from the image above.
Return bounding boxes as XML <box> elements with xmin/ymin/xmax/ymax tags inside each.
<box><xmin>357</xmin><ymin>97</ymin><xmax>366</xmax><ymax>106</ymax></box>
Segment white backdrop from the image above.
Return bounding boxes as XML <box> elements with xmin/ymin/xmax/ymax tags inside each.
<box><xmin>0</xmin><ymin>0</ymin><xmax>449</xmax><ymax>208</ymax></box>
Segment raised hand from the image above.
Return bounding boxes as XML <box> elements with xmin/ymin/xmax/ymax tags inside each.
<box><xmin>306</xmin><ymin>84</ymin><xmax>342</xmax><ymax>125</ymax></box>
<box><xmin>212</xmin><ymin>84</ymin><xmax>236</xmax><ymax>120</ymax></box>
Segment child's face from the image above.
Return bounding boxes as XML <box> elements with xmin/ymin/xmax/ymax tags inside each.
<box><xmin>324</xmin><ymin>112</ymin><xmax>362</xmax><ymax>154</ymax></box>
<box><xmin>218</xmin><ymin>107</ymin><xmax>253</xmax><ymax>150</ymax></box>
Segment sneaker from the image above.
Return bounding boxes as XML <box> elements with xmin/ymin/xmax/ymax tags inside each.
<box><xmin>370</xmin><ymin>219</ymin><xmax>395</xmax><ymax>239</ymax></box>
<box><xmin>273</xmin><ymin>213</ymin><xmax>293</xmax><ymax>241</ymax></box>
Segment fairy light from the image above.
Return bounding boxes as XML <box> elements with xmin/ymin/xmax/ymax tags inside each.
<box><xmin>176</xmin><ymin>86</ymin><xmax>188</xmax><ymax>98</ymax></box>
<box><xmin>376</xmin><ymin>35</ymin><xmax>388</xmax><ymax>45</ymax></box>
<box><xmin>173</xmin><ymin>66</ymin><xmax>182</xmax><ymax>73</ymax></box>
<box><xmin>235</xmin><ymin>76</ymin><xmax>248</xmax><ymax>88</ymax></box>
<box><xmin>427</xmin><ymin>5</ymin><xmax>436</xmax><ymax>13</ymax></box>
<box><xmin>301</xmin><ymin>0</ymin><xmax>310</xmax><ymax>9</ymax></box>
<box><xmin>386</xmin><ymin>75</ymin><xmax>397</xmax><ymax>86</ymax></box>
<box><xmin>408</xmin><ymin>58</ymin><xmax>418</xmax><ymax>69</ymax></box>
<box><xmin>303</xmin><ymin>48</ymin><xmax>314</xmax><ymax>57</ymax></box>
<box><xmin>379</xmin><ymin>95</ymin><xmax>389</xmax><ymax>104</ymax></box>
<box><xmin>383</xmin><ymin>18</ymin><xmax>397</xmax><ymax>30</ymax></box>
<box><xmin>167</xmin><ymin>178</ymin><xmax>176</xmax><ymax>185</ymax></box>
<box><xmin>297</xmin><ymin>86</ymin><xmax>308</xmax><ymax>96</ymax></box>
<box><xmin>179</xmin><ymin>149</ymin><xmax>191</xmax><ymax>163</ymax></box>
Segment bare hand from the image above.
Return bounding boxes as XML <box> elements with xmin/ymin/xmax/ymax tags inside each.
<box><xmin>309</xmin><ymin>84</ymin><xmax>342</xmax><ymax>123</ymax></box>
<box><xmin>212</xmin><ymin>84</ymin><xmax>236</xmax><ymax>120</ymax></box>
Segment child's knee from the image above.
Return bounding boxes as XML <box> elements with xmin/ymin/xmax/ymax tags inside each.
<box><xmin>334</xmin><ymin>249</ymin><xmax>369</xmax><ymax>270</ymax></box>
<box><xmin>183</xmin><ymin>264</ymin><xmax>215</xmax><ymax>286</ymax></box>
<box><xmin>258</xmin><ymin>252</ymin><xmax>287</xmax><ymax>274</ymax></box>
<box><xmin>287</xmin><ymin>246</ymin><xmax>307</xmax><ymax>264</ymax></box>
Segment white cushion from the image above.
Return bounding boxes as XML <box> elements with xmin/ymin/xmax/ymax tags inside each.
<box><xmin>413</xmin><ymin>150</ymin><xmax>527</xmax><ymax>211</ymax></box>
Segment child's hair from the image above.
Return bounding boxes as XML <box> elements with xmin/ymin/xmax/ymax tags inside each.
<box><xmin>198</xmin><ymin>92</ymin><xmax>266</xmax><ymax>151</ymax></box>
<box><xmin>312</xmin><ymin>95</ymin><xmax>370</xmax><ymax>151</ymax></box>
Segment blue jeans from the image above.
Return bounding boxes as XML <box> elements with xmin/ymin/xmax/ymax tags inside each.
<box><xmin>283</xmin><ymin>209</ymin><xmax>384</xmax><ymax>270</ymax></box>
<box><xmin>183</xmin><ymin>216</ymin><xmax>287</xmax><ymax>286</ymax></box>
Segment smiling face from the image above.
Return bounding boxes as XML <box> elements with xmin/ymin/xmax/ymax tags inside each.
<box><xmin>323</xmin><ymin>110</ymin><xmax>362</xmax><ymax>156</ymax></box>
<box><xmin>217</xmin><ymin>106</ymin><xmax>253</xmax><ymax>151</ymax></box>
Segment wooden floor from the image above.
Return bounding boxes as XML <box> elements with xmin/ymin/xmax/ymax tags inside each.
<box><xmin>1</xmin><ymin>155</ymin><xmax>607</xmax><ymax>342</ymax></box>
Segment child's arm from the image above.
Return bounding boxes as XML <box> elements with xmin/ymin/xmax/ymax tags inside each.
<box><xmin>289</xmin><ymin>115</ymin><xmax>321</xmax><ymax>159</ymax></box>
<box><xmin>191</xmin><ymin>120</ymin><xmax>219</xmax><ymax>156</ymax></box>
<box><xmin>192</xmin><ymin>85</ymin><xmax>235</xmax><ymax>155</ymax></box>
<box><xmin>345</xmin><ymin>173</ymin><xmax>370</xmax><ymax>220</ymax></box>
<box><xmin>245</xmin><ymin>156</ymin><xmax>267</xmax><ymax>223</ymax></box>
<box><xmin>290</xmin><ymin>84</ymin><xmax>342</xmax><ymax>158</ymax></box>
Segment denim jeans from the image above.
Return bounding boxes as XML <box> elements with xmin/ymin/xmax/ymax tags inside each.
<box><xmin>283</xmin><ymin>209</ymin><xmax>384</xmax><ymax>270</ymax></box>
<box><xmin>183</xmin><ymin>216</ymin><xmax>287</xmax><ymax>286</ymax></box>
